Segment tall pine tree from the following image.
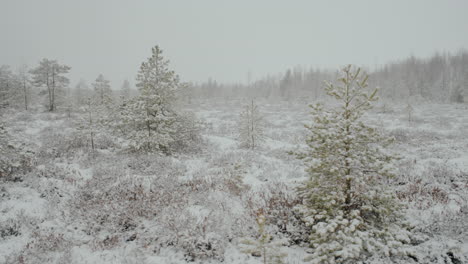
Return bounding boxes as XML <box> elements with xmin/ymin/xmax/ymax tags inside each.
<box><xmin>295</xmin><ymin>65</ymin><xmax>409</xmax><ymax>263</ymax></box>
<box><xmin>117</xmin><ymin>45</ymin><xmax>182</xmax><ymax>153</ymax></box>
<box><xmin>30</xmin><ymin>59</ymin><xmax>70</xmax><ymax>112</ymax></box>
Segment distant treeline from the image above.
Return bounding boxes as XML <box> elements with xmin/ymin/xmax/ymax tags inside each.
<box><xmin>189</xmin><ymin>51</ymin><xmax>468</xmax><ymax>103</ymax></box>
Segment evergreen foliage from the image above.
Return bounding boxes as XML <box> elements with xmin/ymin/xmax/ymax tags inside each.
<box><xmin>295</xmin><ymin>65</ymin><xmax>410</xmax><ymax>263</ymax></box>
<box><xmin>30</xmin><ymin>59</ymin><xmax>70</xmax><ymax>111</ymax></box>
<box><xmin>116</xmin><ymin>45</ymin><xmax>187</xmax><ymax>154</ymax></box>
<box><xmin>240</xmin><ymin>213</ymin><xmax>287</xmax><ymax>264</ymax></box>
<box><xmin>93</xmin><ymin>74</ymin><xmax>113</xmax><ymax>106</ymax></box>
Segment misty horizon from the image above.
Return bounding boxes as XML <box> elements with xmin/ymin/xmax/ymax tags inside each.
<box><xmin>2</xmin><ymin>0</ymin><xmax>468</xmax><ymax>87</ymax></box>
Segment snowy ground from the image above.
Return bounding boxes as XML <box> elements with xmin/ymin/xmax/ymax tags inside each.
<box><xmin>1</xmin><ymin>100</ymin><xmax>467</xmax><ymax>263</ymax></box>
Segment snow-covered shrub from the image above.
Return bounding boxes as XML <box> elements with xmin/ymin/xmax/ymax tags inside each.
<box><xmin>246</xmin><ymin>183</ymin><xmax>306</xmax><ymax>245</ymax></box>
<box><xmin>397</xmin><ymin>178</ymin><xmax>449</xmax><ymax>208</ymax></box>
<box><xmin>37</xmin><ymin>129</ymin><xmax>80</xmax><ymax>159</ymax></box>
<box><xmin>70</xmin><ymin>153</ymin><xmax>252</xmax><ymax>261</ymax></box>
<box><xmin>29</xmin><ymin>229</ymin><xmax>69</xmax><ymax>252</ymax></box>
<box><xmin>388</xmin><ymin>128</ymin><xmax>411</xmax><ymax>143</ymax></box>
<box><xmin>397</xmin><ymin>162</ymin><xmax>466</xmax><ymax>209</ymax></box>
<box><xmin>36</xmin><ymin>163</ymin><xmax>81</xmax><ymax>180</ymax></box>
<box><xmin>219</xmin><ymin>162</ymin><xmax>249</xmax><ymax>196</ymax></box>
<box><xmin>157</xmin><ymin>206</ymin><xmax>229</xmax><ymax>261</ymax></box>
<box><xmin>13</xmin><ymin>228</ymin><xmax>72</xmax><ymax>264</ymax></box>
<box><xmin>0</xmin><ymin>218</ymin><xmax>21</xmax><ymax>238</ymax></box>
<box><xmin>0</xmin><ymin>123</ymin><xmax>34</xmax><ymax>181</ymax></box>
<box><xmin>169</xmin><ymin>111</ymin><xmax>203</xmax><ymax>153</ymax></box>
<box><xmin>93</xmin><ymin>132</ymin><xmax>118</xmax><ymax>150</ymax></box>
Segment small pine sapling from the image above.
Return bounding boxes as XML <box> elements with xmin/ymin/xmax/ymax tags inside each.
<box><xmin>77</xmin><ymin>97</ymin><xmax>97</xmax><ymax>152</ymax></box>
<box><xmin>405</xmin><ymin>103</ymin><xmax>414</xmax><ymax>123</ymax></box>
<box><xmin>238</xmin><ymin>99</ymin><xmax>265</xmax><ymax>150</ymax></box>
<box><xmin>240</xmin><ymin>213</ymin><xmax>287</xmax><ymax>264</ymax></box>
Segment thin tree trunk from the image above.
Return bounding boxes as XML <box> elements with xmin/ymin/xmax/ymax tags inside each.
<box><xmin>46</xmin><ymin>72</ymin><xmax>52</xmax><ymax>111</ymax></box>
<box><xmin>23</xmin><ymin>80</ymin><xmax>28</xmax><ymax>110</ymax></box>
<box><xmin>89</xmin><ymin>105</ymin><xmax>94</xmax><ymax>151</ymax></box>
<box><xmin>146</xmin><ymin>104</ymin><xmax>151</xmax><ymax>150</ymax></box>
<box><xmin>344</xmin><ymin>73</ymin><xmax>352</xmax><ymax>211</ymax></box>
<box><xmin>251</xmin><ymin>99</ymin><xmax>255</xmax><ymax>149</ymax></box>
<box><xmin>51</xmin><ymin>69</ymin><xmax>55</xmax><ymax>112</ymax></box>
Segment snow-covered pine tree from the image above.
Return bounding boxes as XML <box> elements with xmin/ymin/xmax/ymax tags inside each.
<box><xmin>240</xmin><ymin>213</ymin><xmax>287</xmax><ymax>264</ymax></box>
<box><xmin>117</xmin><ymin>45</ymin><xmax>183</xmax><ymax>154</ymax></box>
<box><xmin>119</xmin><ymin>79</ymin><xmax>131</xmax><ymax>104</ymax></box>
<box><xmin>93</xmin><ymin>74</ymin><xmax>113</xmax><ymax>106</ymax></box>
<box><xmin>238</xmin><ymin>99</ymin><xmax>265</xmax><ymax>149</ymax></box>
<box><xmin>30</xmin><ymin>59</ymin><xmax>70</xmax><ymax>112</ymax></box>
<box><xmin>295</xmin><ymin>65</ymin><xmax>409</xmax><ymax>263</ymax></box>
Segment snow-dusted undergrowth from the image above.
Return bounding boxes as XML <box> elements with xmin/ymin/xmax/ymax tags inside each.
<box><xmin>1</xmin><ymin>100</ymin><xmax>467</xmax><ymax>263</ymax></box>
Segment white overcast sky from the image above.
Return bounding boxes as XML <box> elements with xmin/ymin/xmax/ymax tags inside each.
<box><xmin>1</xmin><ymin>0</ymin><xmax>468</xmax><ymax>87</ymax></box>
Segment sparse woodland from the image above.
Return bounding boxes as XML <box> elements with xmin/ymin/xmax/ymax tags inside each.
<box><xmin>1</xmin><ymin>46</ymin><xmax>468</xmax><ymax>264</ymax></box>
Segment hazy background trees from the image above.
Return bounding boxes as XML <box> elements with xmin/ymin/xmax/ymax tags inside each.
<box><xmin>2</xmin><ymin>50</ymin><xmax>467</xmax><ymax>116</ymax></box>
<box><xmin>119</xmin><ymin>79</ymin><xmax>132</xmax><ymax>104</ymax></box>
<box><xmin>92</xmin><ymin>74</ymin><xmax>113</xmax><ymax>106</ymax></box>
<box><xmin>189</xmin><ymin>51</ymin><xmax>468</xmax><ymax>104</ymax></box>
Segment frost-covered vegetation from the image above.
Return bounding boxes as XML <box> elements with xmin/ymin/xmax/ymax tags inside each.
<box><xmin>1</xmin><ymin>47</ymin><xmax>468</xmax><ymax>263</ymax></box>
<box><xmin>294</xmin><ymin>66</ymin><xmax>410</xmax><ymax>263</ymax></box>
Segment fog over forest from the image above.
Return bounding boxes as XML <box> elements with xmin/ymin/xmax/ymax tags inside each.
<box><xmin>1</xmin><ymin>1</ymin><xmax>468</xmax><ymax>264</ymax></box>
